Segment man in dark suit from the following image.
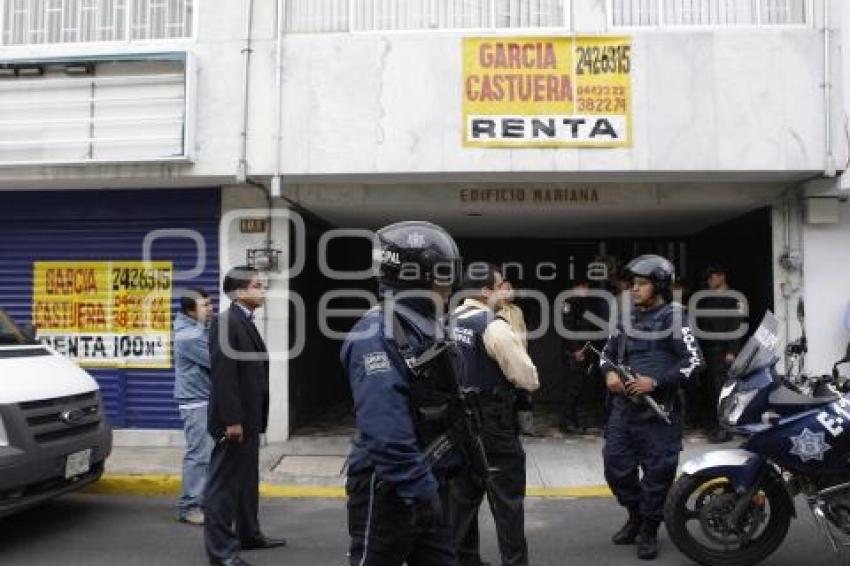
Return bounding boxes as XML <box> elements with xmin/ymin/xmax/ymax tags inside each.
<box><xmin>204</xmin><ymin>266</ymin><xmax>285</xmax><ymax>566</ymax></box>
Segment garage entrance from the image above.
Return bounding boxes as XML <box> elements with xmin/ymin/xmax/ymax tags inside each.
<box><xmin>284</xmin><ymin>182</ymin><xmax>778</xmax><ymax>435</ymax></box>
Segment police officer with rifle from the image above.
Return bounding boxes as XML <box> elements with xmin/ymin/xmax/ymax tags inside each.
<box><xmin>342</xmin><ymin>221</ymin><xmax>488</xmax><ymax>566</ymax></box>
<box><xmin>597</xmin><ymin>255</ymin><xmax>703</xmax><ymax>561</ymax></box>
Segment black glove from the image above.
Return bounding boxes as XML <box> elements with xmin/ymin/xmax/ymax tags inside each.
<box><xmin>412</xmin><ymin>495</ymin><xmax>443</xmax><ymax>531</ymax></box>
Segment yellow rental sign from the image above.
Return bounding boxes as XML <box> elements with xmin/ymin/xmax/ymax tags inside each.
<box><xmin>32</xmin><ymin>261</ymin><xmax>173</xmax><ymax>368</ymax></box>
<box><xmin>463</xmin><ymin>36</ymin><xmax>632</xmax><ymax>148</ymax></box>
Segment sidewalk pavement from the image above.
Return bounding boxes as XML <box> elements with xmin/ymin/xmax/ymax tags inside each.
<box><xmin>89</xmin><ymin>432</ymin><xmax>736</xmax><ymax>499</ymax></box>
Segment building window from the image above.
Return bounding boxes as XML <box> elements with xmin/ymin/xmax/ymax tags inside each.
<box><xmin>284</xmin><ymin>0</ymin><xmax>570</xmax><ymax>33</ymax></box>
<box><xmin>609</xmin><ymin>0</ymin><xmax>810</xmax><ymax>28</ymax></box>
<box><xmin>0</xmin><ymin>0</ymin><xmax>194</xmax><ymax>46</ymax></box>
<box><xmin>0</xmin><ymin>55</ymin><xmax>194</xmax><ymax>166</ymax></box>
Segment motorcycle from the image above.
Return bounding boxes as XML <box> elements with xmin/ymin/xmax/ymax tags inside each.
<box><xmin>665</xmin><ymin>310</ymin><xmax>850</xmax><ymax>566</ymax></box>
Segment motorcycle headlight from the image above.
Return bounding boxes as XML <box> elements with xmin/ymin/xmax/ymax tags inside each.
<box><xmin>722</xmin><ymin>389</ymin><xmax>760</xmax><ymax>426</ymax></box>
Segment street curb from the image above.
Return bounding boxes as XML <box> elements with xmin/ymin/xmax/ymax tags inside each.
<box><xmin>527</xmin><ymin>486</ymin><xmax>612</xmax><ymax>498</ymax></box>
<box><xmin>84</xmin><ymin>475</ymin><xmax>613</xmax><ymax>500</ymax></box>
<box><xmin>84</xmin><ymin>475</ymin><xmax>348</xmax><ymax>499</ymax></box>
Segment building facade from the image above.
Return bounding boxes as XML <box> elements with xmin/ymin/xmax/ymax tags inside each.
<box><xmin>1</xmin><ymin>0</ymin><xmax>848</xmax><ymax>443</ymax></box>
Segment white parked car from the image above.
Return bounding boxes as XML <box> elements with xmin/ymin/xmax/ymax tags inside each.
<box><xmin>0</xmin><ymin>309</ymin><xmax>112</xmax><ymax>517</ymax></box>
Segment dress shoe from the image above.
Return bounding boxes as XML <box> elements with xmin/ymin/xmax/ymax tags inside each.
<box><xmin>241</xmin><ymin>536</ymin><xmax>287</xmax><ymax>550</ymax></box>
<box><xmin>209</xmin><ymin>557</ymin><xmax>252</xmax><ymax>566</ymax></box>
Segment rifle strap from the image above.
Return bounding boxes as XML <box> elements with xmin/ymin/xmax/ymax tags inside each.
<box><xmin>389</xmin><ymin>310</ymin><xmax>419</xmax><ymax>370</ymax></box>
<box><xmin>388</xmin><ymin>304</ymin><xmax>448</xmax><ymax>372</ymax></box>
<box><xmin>390</xmin><ymin>310</ymin><xmax>411</xmax><ymax>351</ymax></box>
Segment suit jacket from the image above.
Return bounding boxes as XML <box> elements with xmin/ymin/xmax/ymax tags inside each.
<box><xmin>208</xmin><ymin>303</ymin><xmax>270</xmax><ymax>438</ymax></box>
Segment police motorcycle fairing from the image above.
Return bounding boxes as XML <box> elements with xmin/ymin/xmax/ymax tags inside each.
<box><xmin>665</xmin><ymin>311</ymin><xmax>850</xmax><ymax>566</ymax></box>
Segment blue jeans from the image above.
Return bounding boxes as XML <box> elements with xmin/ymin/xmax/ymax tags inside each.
<box><xmin>179</xmin><ymin>404</ymin><xmax>214</xmax><ymax>515</ymax></box>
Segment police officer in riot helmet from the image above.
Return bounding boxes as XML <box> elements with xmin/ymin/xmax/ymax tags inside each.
<box><xmin>600</xmin><ymin>255</ymin><xmax>704</xmax><ymax>560</ymax></box>
<box><xmin>342</xmin><ymin>221</ymin><xmax>462</xmax><ymax>566</ymax></box>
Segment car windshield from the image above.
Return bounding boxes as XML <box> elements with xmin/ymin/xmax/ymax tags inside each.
<box><xmin>0</xmin><ymin>310</ymin><xmax>35</xmax><ymax>345</ymax></box>
<box><xmin>727</xmin><ymin>310</ymin><xmax>782</xmax><ymax>380</ymax></box>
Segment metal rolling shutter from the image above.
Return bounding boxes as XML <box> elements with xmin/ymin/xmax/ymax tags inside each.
<box><xmin>0</xmin><ymin>188</ymin><xmax>220</xmax><ymax>429</ymax></box>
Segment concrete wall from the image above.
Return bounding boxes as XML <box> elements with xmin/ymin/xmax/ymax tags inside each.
<box><xmin>0</xmin><ymin>0</ymin><xmax>839</xmax><ymax>185</ymax></box>
<box><xmin>280</xmin><ymin>28</ymin><xmax>830</xmax><ymax>177</ymax></box>
<box><xmin>802</xmin><ymin>199</ymin><xmax>850</xmax><ymax>373</ymax></box>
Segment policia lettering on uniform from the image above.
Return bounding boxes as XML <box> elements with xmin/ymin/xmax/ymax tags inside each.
<box><xmin>599</xmin><ymin>255</ymin><xmax>704</xmax><ymax>561</ymax></box>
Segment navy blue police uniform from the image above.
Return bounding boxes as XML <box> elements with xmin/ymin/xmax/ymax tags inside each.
<box><xmin>601</xmin><ymin>303</ymin><xmax>703</xmax><ymax>527</ymax></box>
<box><xmin>343</xmin><ymin>297</ymin><xmax>456</xmax><ymax>566</ymax></box>
<box><xmin>450</xmin><ymin>303</ymin><xmax>529</xmax><ymax>566</ymax></box>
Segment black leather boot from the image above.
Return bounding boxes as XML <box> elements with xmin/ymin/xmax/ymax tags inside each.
<box><xmin>611</xmin><ymin>508</ymin><xmax>642</xmax><ymax>545</ymax></box>
<box><xmin>636</xmin><ymin>520</ymin><xmax>660</xmax><ymax>560</ymax></box>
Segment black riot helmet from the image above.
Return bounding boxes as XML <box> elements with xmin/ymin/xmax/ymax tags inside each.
<box><xmin>374</xmin><ymin>221</ymin><xmax>462</xmax><ymax>290</ymax></box>
<box><xmin>624</xmin><ymin>254</ymin><xmax>675</xmax><ymax>301</ymax></box>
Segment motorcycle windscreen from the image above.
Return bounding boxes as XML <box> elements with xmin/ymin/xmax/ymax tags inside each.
<box><xmin>727</xmin><ymin>310</ymin><xmax>782</xmax><ymax>381</ymax></box>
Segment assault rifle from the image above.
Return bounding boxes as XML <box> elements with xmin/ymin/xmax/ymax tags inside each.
<box><xmin>582</xmin><ymin>342</ymin><xmax>672</xmax><ymax>425</ymax></box>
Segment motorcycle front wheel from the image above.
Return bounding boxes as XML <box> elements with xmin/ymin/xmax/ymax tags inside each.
<box><xmin>664</xmin><ymin>474</ymin><xmax>792</xmax><ymax>566</ymax></box>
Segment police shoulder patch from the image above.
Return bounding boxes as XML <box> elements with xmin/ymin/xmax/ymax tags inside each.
<box><xmin>364</xmin><ymin>351</ymin><xmax>391</xmax><ymax>375</ymax></box>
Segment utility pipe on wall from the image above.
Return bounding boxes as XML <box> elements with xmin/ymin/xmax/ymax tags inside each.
<box><xmin>271</xmin><ymin>0</ymin><xmax>285</xmax><ymax>198</ymax></box>
<box><xmin>237</xmin><ymin>0</ymin><xmax>255</xmax><ymax>182</ymax></box>
<box><xmin>824</xmin><ymin>0</ymin><xmax>836</xmax><ymax>177</ymax></box>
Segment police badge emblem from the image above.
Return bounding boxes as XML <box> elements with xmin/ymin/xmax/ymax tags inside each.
<box><xmin>407</xmin><ymin>232</ymin><xmax>426</xmax><ymax>248</ymax></box>
<box><xmin>364</xmin><ymin>352</ymin><xmax>391</xmax><ymax>375</ymax></box>
<box><xmin>789</xmin><ymin>428</ymin><xmax>831</xmax><ymax>462</ymax></box>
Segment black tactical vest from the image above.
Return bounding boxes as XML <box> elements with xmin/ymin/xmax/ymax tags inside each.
<box><xmin>389</xmin><ymin>306</ymin><xmax>465</xmax><ymax>471</ymax></box>
<box><xmin>452</xmin><ymin>305</ymin><xmax>512</xmax><ymax>394</ymax></box>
